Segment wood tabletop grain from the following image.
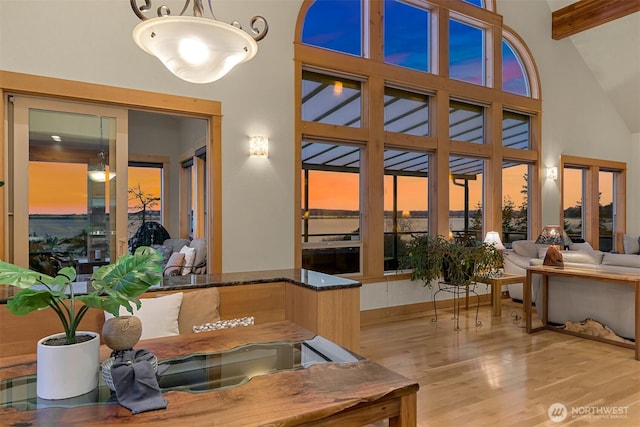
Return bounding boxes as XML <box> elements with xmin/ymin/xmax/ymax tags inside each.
<box><xmin>0</xmin><ymin>321</ymin><xmax>419</xmax><ymax>426</ymax></box>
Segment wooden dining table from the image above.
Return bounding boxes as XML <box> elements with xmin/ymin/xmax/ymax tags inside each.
<box><xmin>0</xmin><ymin>320</ymin><xmax>419</xmax><ymax>426</ymax></box>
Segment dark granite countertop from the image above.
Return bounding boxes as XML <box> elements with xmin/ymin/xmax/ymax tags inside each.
<box><xmin>0</xmin><ymin>269</ymin><xmax>361</xmax><ymax>303</ymax></box>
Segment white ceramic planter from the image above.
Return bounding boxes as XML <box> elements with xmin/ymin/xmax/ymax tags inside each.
<box><xmin>36</xmin><ymin>331</ymin><xmax>100</xmax><ymax>400</ymax></box>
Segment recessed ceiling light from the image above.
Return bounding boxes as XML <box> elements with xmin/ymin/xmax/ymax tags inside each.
<box><xmin>51</xmin><ymin>135</ymin><xmax>61</xmax><ymax>142</ymax></box>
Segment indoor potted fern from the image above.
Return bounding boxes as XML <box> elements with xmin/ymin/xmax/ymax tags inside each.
<box><xmin>401</xmin><ymin>234</ymin><xmax>503</xmax><ymax>287</ymax></box>
<box><xmin>0</xmin><ymin>246</ymin><xmax>162</xmax><ymax>399</ymax></box>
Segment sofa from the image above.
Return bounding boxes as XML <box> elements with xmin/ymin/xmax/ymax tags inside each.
<box><xmin>151</xmin><ymin>238</ymin><xmax>207</xmax><ymax>276</ymax></box>
<box><xmin>503</xmin><ymin>235</ymin><xmax>640</xmax><ymax>340</ymax></box>
<box><xmin>105</xmin><ymin>287</ymin><xmax>253</xmax><ymax>340</ymax></box>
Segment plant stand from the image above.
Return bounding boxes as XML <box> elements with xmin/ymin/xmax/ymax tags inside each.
<box><xmin>432</xmin><ymin>281</ymin><xmax>481</xmax><ymax>331</ymax></box>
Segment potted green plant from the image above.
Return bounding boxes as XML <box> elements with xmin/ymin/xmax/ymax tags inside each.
<box><xmin>401</xmin><ymin>234</ymin><xmax>503</xmax><ymax>287</ymax></box>
<box><xmin>0</xmin><ymin>246</ymin><xmax>162</xmax><ymax>399</ymax></box>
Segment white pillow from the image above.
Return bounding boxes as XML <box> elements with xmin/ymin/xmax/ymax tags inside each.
<box><xmin>179</xmin><ymin>245</ymin><xmax>196</xmax><ymax>275</ymax></box>
<box><xmin>104</xmin><ymin>292</ymin><xmax>184</xmax><ymax>340</ymax></box>
<box><xmin>622</xmin><ymin>235</ymin><xmax>640</xmax><ymax>254</ymax></box>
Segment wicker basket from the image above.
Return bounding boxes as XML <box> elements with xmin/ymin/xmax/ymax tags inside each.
<box><xmin>101</xmin><ymin>355</ymin><xmax>158</xmax><ymax>391</ymax></box>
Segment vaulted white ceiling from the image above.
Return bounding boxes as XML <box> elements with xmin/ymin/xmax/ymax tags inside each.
<box><xmin>547</xmin><ymin>0</ymin><xmax>640</xmax><ymax>133</ymax></box>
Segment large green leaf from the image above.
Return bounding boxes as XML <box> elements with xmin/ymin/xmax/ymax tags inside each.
<box><xmin>0</xmin><ymin>261</ymin><xmax>56</xmax><ymax>289</ymax></box>
<box><xmin>3</xmin><ymin>246</ymin><xmax>162</xmax><ymax>334</ymax></box>
<box><xmin>90</xmin><ymin>247</ymin><xmax>162</xmax><ymax>299</ymax></box>
<box><xmin>7</xmin><ymin>289</ymin><xmax>57</xmax><ymax>315</ymax></box>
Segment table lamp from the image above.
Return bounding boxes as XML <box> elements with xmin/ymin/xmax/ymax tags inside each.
<box><xmin>483</xmin><ymin>231</ymin><xmax>505</xmax><ymax>250</ymax></box>
<box><xmin>535</xmin><ymin>225</ymin><xmax>571</xmax><ymax>267</ymax></box>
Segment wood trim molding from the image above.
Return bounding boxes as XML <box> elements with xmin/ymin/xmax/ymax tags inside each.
<box><xmin>552</xmin><ymin>0</ymin><xmax>640</xmax><ymax>40</ymax></box>
<box><xmin>0</xmin><ymin>71</ymin><xmax>223</xmax><ymax>272</ymax></box>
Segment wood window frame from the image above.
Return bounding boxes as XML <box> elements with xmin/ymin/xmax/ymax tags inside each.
<box><xmin>295</xmin><ymin>0</ymin><xmax>542</xmax><ymax>281</ymax></box>
<box><xmin>560</xmin><ymin>155</ymin><xmax>627</xmax><ymax>252</ymax></box>
<box><xmin>0</xmin><ymin>71</ymin><xmax>223</xmax><ymax>273</ymax></box>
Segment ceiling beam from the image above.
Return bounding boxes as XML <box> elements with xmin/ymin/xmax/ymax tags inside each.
<box><xmin>552</xmin><ymin>0</ymin><xmax>640</xmax><ymax>40</ymax></box>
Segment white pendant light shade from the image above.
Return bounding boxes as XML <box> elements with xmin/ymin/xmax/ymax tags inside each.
<box><xmin>88</xmin><ymin>170</ymin><xmax>116</xmax><ymax>182</ymax></box>
<box><xmin>133</xmin><ymin>16</ymin><xmax>258</xmax><ymax>84</ymax></box>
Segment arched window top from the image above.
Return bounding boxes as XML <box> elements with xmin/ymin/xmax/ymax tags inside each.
<box><xmin>299</xmin><ymin>1</ymin><xmax>537</xmax><ymax>98</ymax></box>
<box><xmin>301</xmin><ymin>0</ymin><xmax>362</xmax><ymax>57</ymax></box>
<box><xmin>502</xmin><ymin>28</ymin><xmax>541</xmax><ymax>99</ymax></box>
<box><xmin>462</xmin><ymin>0</ymin><xmax>484</xmax><ymax>8</ymax></box>
<box><xmin>502</xmin><ymin>38</ymin><xmax>530</xmax><ymax>96</ymax></box>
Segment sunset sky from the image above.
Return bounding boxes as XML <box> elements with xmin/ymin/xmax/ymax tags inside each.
<box><xmin>30</xmin><ymin>160</ymin><xmax>611</xmax><ymax>217</ymax></box>
<box><xmin>31</xmin><ymin>161</ymin><xmax>611</xmax><ymax>216</ymax></box>
<box><xmin>29</xmin><ymin>162</ymin><xmax>160</xmax><ymax>215</ymax></box>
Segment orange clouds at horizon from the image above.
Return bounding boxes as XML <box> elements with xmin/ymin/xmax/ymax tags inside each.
<box><xmin>29</xmin><ymin>162</ymin><xmax>161</xmax><ymax>215</ymax></box>
<box><xmin>30</xmin><ymin>162</ymin><xmax>609</xmax><ymax>217</ymax></box>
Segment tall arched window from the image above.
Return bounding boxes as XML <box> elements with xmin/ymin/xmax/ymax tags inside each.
<box><xmin>296</xmin><ymin>0</ymin><xmax>542</xmax><ymax>276</ymax></box>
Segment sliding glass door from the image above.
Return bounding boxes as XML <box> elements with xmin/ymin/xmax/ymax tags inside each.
<box><xmin>10</xmin><ymin>97</ymin><xmax>128</xmax><ymax>276</ymax></box>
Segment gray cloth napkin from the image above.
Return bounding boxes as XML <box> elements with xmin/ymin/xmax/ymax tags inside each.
<box><xmin>110</xmin><ymin>349</ymin><xmax>168</xmax><ymax>414</ymax></box>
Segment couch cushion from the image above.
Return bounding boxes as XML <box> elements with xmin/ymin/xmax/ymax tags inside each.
<box><xmin>179</xmin><ymin>245</ymin><xmax>196</xmax><ymax>275</ymax></box>
<box><xmin>512</xmin><ymin>240</ymin><xmax>542</xmax><ymax>259</ymax></box>
<box><xmin>622</xmin><ymin>235</ymin><xmax>640</xmax><ymax>254</ymax></box>
<box><xmin>105</xmin><ymin>292</ymin><xmax>184</xmax><ymax>340</ymax></box>
<box><xmin>601</xmin><ymin>253</ymin><xmax>640</xmax><ymax>268</ymax></box>
<box><xmin>569</xmin><ymin>241</ymin><xmax>595</xmax><ymax>253</ymax></box>
<box><xmin>189</xmin><ymin>238</ymin><xmax>207</xmax><ymax>270</ymax></box>
<box><xmin>162</xmin><ymin>238</ymin><xmax>191</xmax><ymax>254</ymax></box>
<box><xmin>178</xmin><ymin>287</ymin><xmax>221</xmax><ymax>334</ymax></box>
<box><xmin>163</xmin><ymin>252</ymin><xmax>185</xmax><ymax>276</ymax></box>
<box><xmin>536</xmin><ymin>247</ymin><xmax>602</xmax><ymax>265</ymax></box>
<box><xmin>561</xmin><ymin>250</ymin><xmax>603</xmax><ymax>265</ymax></box>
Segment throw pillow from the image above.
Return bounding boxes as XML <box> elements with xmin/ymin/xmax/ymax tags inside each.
<box><xmin>178</xmin><ymin>287</ymin><xmax>221</xmax><ymax>334</ymax></box>
<box><xmin>163</xmin><ymin>252</ymin><xmax>185</xmax><ymax>276</ymax></box>
<box><xmin>104</xmin><ymin>292</ymin><xmax>184</xmax><ymax>340</ymax></box>
<box><xmin>512</xmin><ymin>240</ymin><xmax>541</xmax><ymax>259</ymax></box>
<box><xmin>193</xmin><ymin>316</ymin><xmax>255</xmax><ymax>333</ymax></box>
<box><xmin>622</xmin><ymin>235</ymin><xmax>640</xmax><ymax>254</ymax></box>
<box><xmin>179</xmin><ymin>245</ymin><xmax>196</xmax><ymax>275</ymax></box>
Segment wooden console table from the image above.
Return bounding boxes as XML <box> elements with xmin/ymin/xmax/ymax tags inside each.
<box><xmin>0</xmin><ymin>321</ymin><xmax>419</xmax><ymax>426</ymax></box>
<box><xmin>524</xmin><ymin>265</ymin><xmax>640</xmax><ymax>360</ymax></box>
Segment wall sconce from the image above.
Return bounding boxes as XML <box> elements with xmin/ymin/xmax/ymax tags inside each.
<box><xmin>249</xmin><ymin>136</ymin><xmax>269</xmax><ymax>157</ymax></box>
<box><xmin>546</xmin><ymin>166</ymin><xmax>558</xmax><ymax>181</ymax></box>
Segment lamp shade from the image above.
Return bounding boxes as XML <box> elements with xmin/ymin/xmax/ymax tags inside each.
<box><xmin>483</xmin><ymin>231</ymin><xmax>505</xmax><ymax>250</ymax></box>
<box><xmin>132</xmin><ymin>16</ymin><xmax>258</xmax><ymax>84</ymax></box>
<box><xmin>535</xmin><ymin>225</ymin><xmax>572</xmax><ymax>247</ymax></box>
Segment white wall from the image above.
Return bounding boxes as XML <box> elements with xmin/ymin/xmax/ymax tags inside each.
<box><xmin>0</xmin><ymin>0</ymin><xmax>636</xmax><ymax>282</ymax></box>
<box><xmin>497</xmin><ymin>0</ymin><xmax>636</xmax><ymax>230</ymax></box>
<box><xmin>0</xmin><ymin>0</ymin><xmax>300</xmax><ymax>272</ymax></box>
<box><xmin>631</xmin><ymin>133</ymin><xmax>640</xmax><ymax>233</ymax></box>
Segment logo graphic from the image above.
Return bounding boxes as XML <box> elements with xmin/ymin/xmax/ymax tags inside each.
<box><xmin>548</xmin><ymin>403</ymin><xmax>568</xmax><ymax>423</ymax></box>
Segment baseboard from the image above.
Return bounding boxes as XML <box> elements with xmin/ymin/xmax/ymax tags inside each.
<box><xmin>361</xmin><ymin>294</ymin><xmax>491</xmax><ymax>327</ymax></box>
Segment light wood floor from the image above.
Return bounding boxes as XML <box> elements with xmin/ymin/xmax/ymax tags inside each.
<box><xmin>359</xmin><ymin>300</ymin><xmax>640</xmax><ymax>427</ymax></box>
